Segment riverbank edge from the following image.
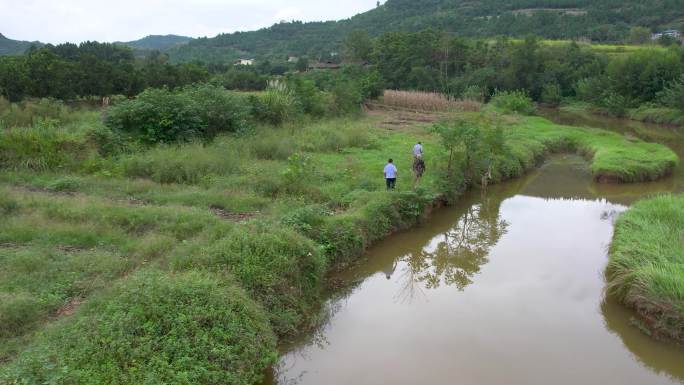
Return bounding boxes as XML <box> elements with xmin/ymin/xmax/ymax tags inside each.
<box><xmin>559</xmin><ymin>102</ymin><xmax>684</xmax><ymax>127</ymax></box>
<box><xmin>1</xmin><ymin>115</ymin><xmax>680</xmax><ymax>384</ymax></box>
<box><xmin>275</xmin><ymin>116</ymin><xmax>681</xmax><ymax>347</ymax></box>
<box><xmin>607</xmin><ymin>194</ymin><xmax>684</xmax><ymax>343</ymax></box>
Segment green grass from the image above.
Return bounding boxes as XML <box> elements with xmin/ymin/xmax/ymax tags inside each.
<box><xmin>0</xmin><ymin>109</ymin><xmax>679</xmax><ymax>383</ymax></box>
<box><xmin>607</xmin><ymin>194</ymin><xmax>684</xmax><ymax>342</ymax></box>
<box><xmin>502</xmin><ymin>116</ymin><xmax>679</xmax><ymax>183</ymax></box>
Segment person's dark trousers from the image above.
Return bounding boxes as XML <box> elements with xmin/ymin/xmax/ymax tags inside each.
<box><xmin>386</xmin><ymin>178</ymin><xmax>396</xmax><ymax>190</ymax></box>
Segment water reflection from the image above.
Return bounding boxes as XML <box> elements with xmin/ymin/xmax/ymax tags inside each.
<box><xmin>602</xmin><ymin>298</ymin><xmax>684</xmax><ymax>383</ymax></box>
<box><xmin>264</xmin><ymin>150</ymin><xmax>684</xmax><ymax>385</ymax></box>
<box><xmin>400</xmin><ymin>199</ymin><xmax>507</xmax><ymax>292</ymax></box>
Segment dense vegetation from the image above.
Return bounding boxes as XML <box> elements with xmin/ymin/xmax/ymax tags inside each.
<box><xmin>608</xmin><ymin>194</ymin><xmax>684</xmax><ymax>342</ymax></box>
<box><xmin>3</xmin><ymin>31</ymin><xmax>683</xmax><ymax>126</ymax></box>
<box><xmin>0</xmin><ymin>33</ymin><xmax>42</xmax><ymax>56</ymax></box>
<box><xmin>0</xmin><ymin>82</ymin><xmax>678</xmax><ymax>383</ymax></box>
<box><xmin>0</xmin><ymin>42</ymin><xmax>210</xmax><ymax>101</ymax></box>
<box><xmin>167</xmin><ymin>0</ymin><xmax>684</xmax><ymax>63</ymax></box>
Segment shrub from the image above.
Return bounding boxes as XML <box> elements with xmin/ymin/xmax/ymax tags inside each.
<box><xmin>105</xmin><ymin>88</ymin><xmax>205</xmax><ymax>144</ymax></box>
<box><xmin>541</xmin><ymin>83</ymin><xmax>562</xmax><ymax>106</ymax></box>
<box><xmin>289</xmin><ymin>77</ymin><xmax>327</xmax><ymax>117</ymax></box>
<box><xmin>250</xmin><ymin>89</ymin><xmax>298</xmax><ymax>126</ymax></box>
<box><xmin>183</xmin><ymin>84</ymin><xmax>250</xmax><ymax>137</ymax></box>
<box><xmin>658</xmin><ymin>75</ymin><xmax>684</xmax><ymax>112</ymax></box>
<box><xmin>2</xmin><ymin>270</ymin><xmax>277</xmax><ymax>385</ymax></box>
<box><xmin>329</xmin><ymin>82</ymin><xmax>363</xmax><ymax>116</ymax></box>
<box><xmin>175</xmin><ymin>223</ymin><xmax>326</xmax><ymax>335</ymax></box>
<box><xmin>88</xmin><ymin>125</ymin><xmax>129</xmax><ymax>157</ymax></box>
<box><xmin>600</xmin><ymin>92</ymin><xmax>629</xmax><ymax>117</ymax></box>
<box><xmin>490</xmin><ymin>90</ymin><xmax>536</xmax><ymax>115</ymax></box>
<box><xmin>210</xmin><ymin>68</ymin><xmax>267</xmax><ymax>91</ymax></box>
<box><xmin>574</xmin><ymin>77</ymin><xmax>609</xmax><ymax>104</ymax></box>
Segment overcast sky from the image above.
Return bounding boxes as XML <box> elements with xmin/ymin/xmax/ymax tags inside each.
<box><xmin>0</xmin><ymin>0</ymin><xmax>380</xmax><ymax>44</ymax></box>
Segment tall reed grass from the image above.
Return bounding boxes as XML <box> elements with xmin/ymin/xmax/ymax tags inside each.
<box><xmin>381</xmin><ymin>90</ymin><xmax>481</xmax><ymax>112</ymax></box>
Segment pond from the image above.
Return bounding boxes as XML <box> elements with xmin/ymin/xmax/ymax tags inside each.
<box><xmin>263</xmin><ymin>112</ymin><xmax>684</xmax><ymax>385</ymax></box>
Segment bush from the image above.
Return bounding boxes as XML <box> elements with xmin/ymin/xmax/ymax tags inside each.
<box><xmin>2</xmin><ymin>270</ymin><xmax>277</xmax><ymax>385</ymax></box>
<box><xmin>105</xmin><ymin>88</ymin><xmax>205</xmax><ymax>144</ymax></box>
<box><xmin>329</xmin><ymin>82</ymin><xmax>364</xmax><ymax>116</ymax></box>
<box><xmin>574</xmin><ymin>77</ymin><xmax>609</xmax><ymax>104</ymax></box>
<box><xmin>541</xmin><ymin>83</ymin><xmax>562</xmax><ymax>106</ymax></box>
<box><xmin>211</xmin><ymin>68</ymin><xmax>267</xmax><ymax>91</ymax></box>
<box><xmin>490</xmin><ymin>90</ymin><xmax>536</xmax><ymax>115</ymax></box>
<box><xmin>249</xmin><ymin>89</ymin><xmax>298</xmax><ymax>126</ymax></box>
<box><xmin>174</xmin><ymin>223</ymin><xmax>327</xmax><ymax>335</ymax></box>
<box><xmin>658</xmin><ymin>75</ymin><xmax>684</xmax><ymax>112</ymax></box>
<box><xmin>289</xmin><ymin>77</ymin><xmax>327</xmax><ymax>117</ymax></box>
<box><xmin>183</xmin><ymin>84</ymin><xmax>250</xmax><ymax>137</ymax></box>
<box><xmin>600</xmin><ymin>92</ymin><xmax>629</xmax><ymax>117</ymax></box>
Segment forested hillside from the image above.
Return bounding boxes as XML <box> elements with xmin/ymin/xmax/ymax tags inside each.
<box><xmin>0</xmin><ymin>34</ymin><xmax>42</xmax><ymax>56</ymax></box>
<box><xmin>168</xmin><ymin>0</ymin><xmax>684</xmax><ymax>63</ymax></box>
<box><xmin>117</xmin><ymin>35</ymin><xmax>193</xmax><ymax>50</ymax></box>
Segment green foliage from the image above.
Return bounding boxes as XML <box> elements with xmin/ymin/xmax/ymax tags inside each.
<box><xmin>627</xmin><ymin>27</ymin><xmax>652</xmax><ymax>45</ymax></box>
<box><xmin>541</xmin><ymin>83</ymin><xmax>562</xmax><ymax>106</ymax></box>
<box><xmin>105</xmin><ymin>88</ymin><xmax>204</xmax><ymax>144</ymax></box>
<box><xmin>166</xmin><ymin>0</ymin><xmax>684</xmax><ymax>64</ymax></box>
<box><xmin>0</xmin><ymin>124</ymin><xmax>90</xmax><ymax>171</ymax></box>
<box><xmin>658</xmin><ymin>74</ymin><xmax>684</xmax><ymax>112</ymax></box>
<box><xmin>490</xmin><ymin>90</ymin><xmax>536</xmax><ymax>115</ymax></box>
<box><xmin>45</xmin><ymin>176</ymin><xmax>82</xmax><ymax>192</ymax></box>
<box><xmin>250</xmin><ymin>89</ymin><xmax>298</xmax><ymax>125</ymax></box>
<box><xmin>607</xmin><ymin>194</ymin><xmax>684</xmax><ymax>341</ymax></box>
<box><xmin>0</xmin><ymin>194</ymin><xmax>19</xmax><ymax>215</ymax></box>
<box><xmin>600</xmin><ymin>92</ymin><xmax>629</xmax><ymax>117</ymax></box>
<box><xmin>174</xmin><ymin>223</ymin><xmax>326</xmax><ymax>335</ymax></box>
<box><xmin>105</xmin><ymin>85</ymin><xmax>248</xmax><ymax>143</ymax></box>
<box><xmin>210</xmin><ymin>67</ymin><xmax>267</xmax><ymax>91</ymax></box>
<box><xmin>2</xmin><ymin>270</ymin><xmax>278</xmax><ymax>385</ymax></box>
<box><xmin>121</xmin><ymin>143</ymin><xmax>241</xmax><ymax>184</ymax></box>
<box><xmin>183</xmin><ymin>84</ymin><xmax>250</xmax><ymax>137</ymax></box>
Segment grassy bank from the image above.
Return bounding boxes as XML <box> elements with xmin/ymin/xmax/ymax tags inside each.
<box><xmin>607</xmin><ymin>194</ymin><xmax>684</xmax><ymax>342</ymax></box>
<box><xmin>0</xmin><ymin>107</ymin><xmax>679</xmax><ymax>384</ymax></box>
<box><xmin>560</xmin><ymin>102</ymin><xmax>684</xmax><ymax>127</ymax></box>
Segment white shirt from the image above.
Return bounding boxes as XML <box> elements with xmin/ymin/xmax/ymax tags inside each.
<box><xmin>384</xmin><ymin>163</ymin><xmax>397</xmax><ymax>178</ymax></box>
<box><xmin>413</xmin><ymin>143</ymin><xmax>423</xmax><ymax>157</ymax></box>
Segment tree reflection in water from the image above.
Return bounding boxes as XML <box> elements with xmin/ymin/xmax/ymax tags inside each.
<box><xmin>396</xmin><ymin>196</ymin><xmax>508</xmax><ymax>301</ymax></box>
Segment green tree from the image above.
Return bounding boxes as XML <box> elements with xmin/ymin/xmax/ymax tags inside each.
<box><xmin>627</xmin><ymin>27</ymin><xmax>652</xmax><ymax>45</ymax></box>
<box><xmin>345</xmin><ymin>29</ymin><xmax>373</xmax><ymax>62</ymax></box>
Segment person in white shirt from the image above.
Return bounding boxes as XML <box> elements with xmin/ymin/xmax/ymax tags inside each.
<box><xmin>384</xmin><ymin>159</ymin><xmax>398</xmax><ymax>190</ymax></box>
<box><xmin>412</xmin><ymin>142</ymin><xmax>423</xmax><ymax>159</ymax></box>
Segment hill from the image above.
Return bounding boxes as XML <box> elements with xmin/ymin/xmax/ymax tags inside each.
<box><xmin>0</xmin><ymin>33</ymin><xmax>42</xmax><ymax>55</ymax></box>
<box><xmin>117</xmin><ymin>34</ymin><xmax>193</xmax><ymax>50</ymax></box>
<box><xmin>168</xmin><ymin>0</ymin><xmax>684</xmax><ymax>63</ymax></box>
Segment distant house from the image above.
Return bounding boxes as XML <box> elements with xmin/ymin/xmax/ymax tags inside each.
<box><xmin>652</xmin><ymin>29</ymin><xmax>682</xmax><ymax>40</ymax></box>
<box><xmin>234</xmin><ymin>59</ymin><xmax>255</xmax><ymax>66</ymax></box>
<box><xmin>287</xmin><ymin>56</ymin><xmax>299</xmax><ymax>63</ymax></box>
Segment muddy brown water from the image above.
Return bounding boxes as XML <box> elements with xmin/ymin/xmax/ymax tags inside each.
<box><xmin>263</xmin><ymin>112</ymin><xmax>684</xmax><ymax>385</ymax></box>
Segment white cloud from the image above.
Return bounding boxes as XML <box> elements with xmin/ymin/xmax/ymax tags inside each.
<box><xmin>0</xmin><ymin>0</ymin><xmax>379</xmax><ymax>44</ymax></box>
